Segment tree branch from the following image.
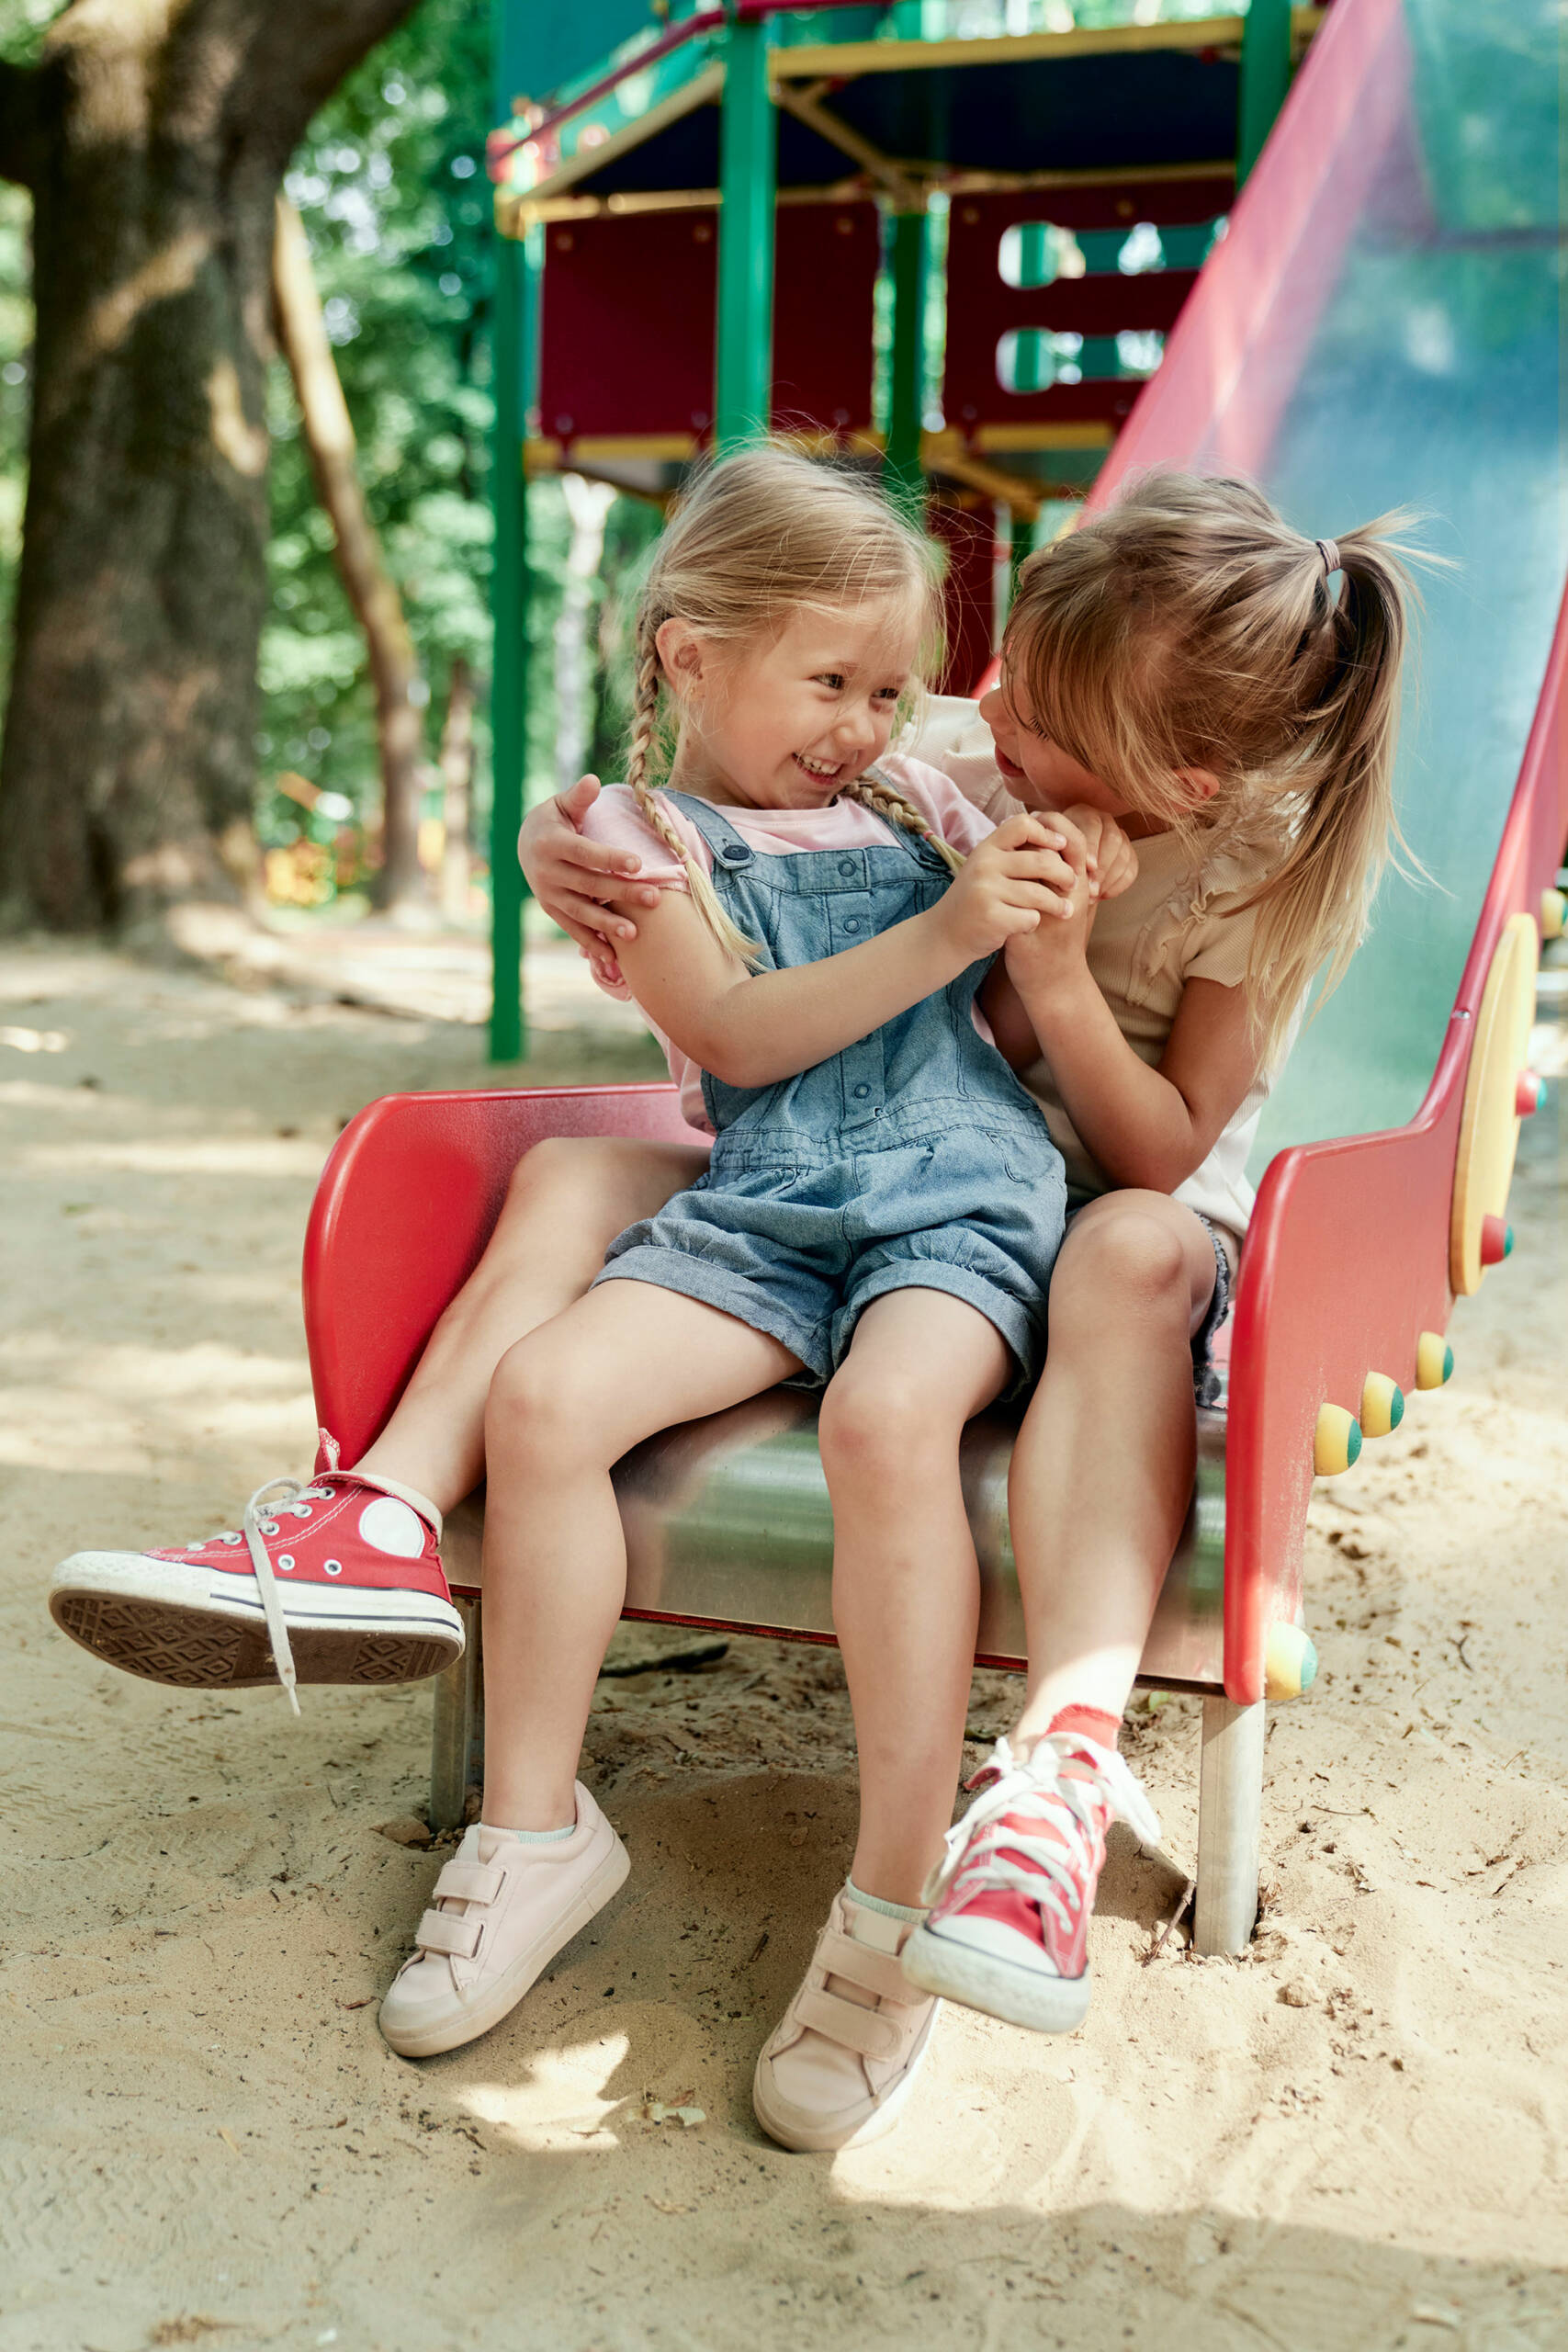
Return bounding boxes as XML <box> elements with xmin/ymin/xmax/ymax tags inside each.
<box><xmin>178</xmin><ymin>0</ymin><xmax>426</xmax><ymax>172</ymax></box>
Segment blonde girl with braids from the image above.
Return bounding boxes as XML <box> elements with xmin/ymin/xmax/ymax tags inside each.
<box><xmin>366</xmin><ymin>442</ymin><xmax>1103</xmax><ymax>2136</ymax></box>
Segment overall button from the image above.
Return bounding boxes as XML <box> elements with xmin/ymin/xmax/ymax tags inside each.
<box><xmin>838</xmin><ymin>858</ymin><xmax>857</xmax><ymax>877</ymax></box>
<box><xmin>852</xmin><ymin>1083</ymin><xmax>871</xmax><ymax>1100</ymax></box>
<box><xmin>843</xmin><ymin>917</ymin><xmax>863</xmax><ymax>934</ymax></box>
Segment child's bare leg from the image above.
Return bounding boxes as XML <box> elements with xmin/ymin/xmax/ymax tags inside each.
<box><xmin>479</xmin><ymin>1283</ymin><xmax>798</xmax><ymax>1830</ymax></box>
<box><xmin>1008</xmin><ymin>1191</ymin><xmax>1221</xmax><ymax>1741</ymax></box>
<box><xmin>817</xmin><ymin>1290</ymin><xmax>1013</xmax><ymax>1905</ymax></box>
<box><xmin>355</xmin><ymin>1136</ymin><xmax>707</xmax><ymax>1510</ymax></box>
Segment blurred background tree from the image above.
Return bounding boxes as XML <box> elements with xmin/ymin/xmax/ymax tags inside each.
<box><xmin>0</xmin><ymin>0</ymin><xmax>429</xmax><ymax>935</ymax></box>
<box><xmin>0</xmin><ymin>0</ymin><xmax>660</xmax><ymax>934</ymax></box>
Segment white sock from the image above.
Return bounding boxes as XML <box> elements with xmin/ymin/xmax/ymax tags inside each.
<box><xmin>845</xmin><ymin>1876</ymin><xmax>924</xmax><ymax>1926</ymax></box>
<box><xmin>479</xmin><ymin>1820</ymin><xmax>573</xmax><ymax>1844</ymax></box>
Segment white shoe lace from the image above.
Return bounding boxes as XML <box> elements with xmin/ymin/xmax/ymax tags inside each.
<box><xmin>921</xmin><ymin>1734</ymin><xmax>1163</xmax><ymax>1941</ymax></box>
<box><xmin>192</xmin><ymin>1476</ymin><xmax>337</xmax><ymax>1716</ymax></box>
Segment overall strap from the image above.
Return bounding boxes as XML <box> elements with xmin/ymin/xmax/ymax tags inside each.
<box><xmin>657</xmin><ymin>789</ymin><xmax>758</xmax><ymax>874</ymax></box>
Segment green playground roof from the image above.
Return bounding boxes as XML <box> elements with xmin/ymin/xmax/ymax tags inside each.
<box><xmin>491</xmin><ymin>3</ymin><xmax>1325</xmax><ymax>227</ymax></box>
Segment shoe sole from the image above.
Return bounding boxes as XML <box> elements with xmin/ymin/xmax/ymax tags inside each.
<box><xmin>378</xmin><ymin>1837</ymin><xmax>632</xmax><ymax>2059</ymax></box>
<box><xmin>901</xmin><ymin>1923</ymin><xmax>1090</xmax><ymax>2034</ymax></box>
<box><xmin>49</xmin><ymin>1554</ymin><xmax>464</xmax><ymax>1690</ymax></box>
<box><xmin>750</xmin><ymin>1997</ymin><xmax>941</xmax><ymax>2154</ymax></box>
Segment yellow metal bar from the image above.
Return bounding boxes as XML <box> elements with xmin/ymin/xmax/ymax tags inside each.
<box><xmin>974</xmin><ymin>421</ymin><xmax>1115</xmax><ymax>455</ymax></box>
<box><xmin>941</xmin><ymin>157</ymin><xmax>1234</xmax><ymax>196</ymax></box>
<box><xmin>514</xmin><ymin>182</ymin><xmax>874</xmax><ymax>226</ymax></box>
<box><xmin>922</xmin><ymin>433</ymin><xmax>1041</xmax><ymax>518</ymax></box>
<box><xmin>773</xmin><ymin>83</ymin><xmax>919</xmax><ymax>209</ymax></box>
<box><xmin>771</xmin><ymin>9</ymin><xmax>1324</xmax><ymax>83</ymax></box>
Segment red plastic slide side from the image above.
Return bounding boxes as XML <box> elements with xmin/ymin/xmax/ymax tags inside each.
<box><xmin>1224</xmin><ymin>582</ymin><xmax>1568</xmax><ymax>1702</ymax></box>
<box><xmin>302</xmin><ymin>1085</ymin><xmax>705</xmax><ymax>1470</ymax></box>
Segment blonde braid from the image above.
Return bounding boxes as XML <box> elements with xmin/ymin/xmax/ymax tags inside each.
<box><xmin>626</xmin><ymin>613</ymin><xmax>761</xmax><ymax>967</ymax></box>
<box><xmin>843</xmin><ymin>770</ymin><xmax>964</xmax><ymax>876</ymax></box>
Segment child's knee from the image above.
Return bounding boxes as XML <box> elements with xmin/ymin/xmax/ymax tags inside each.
<box><xmin>818</xmin><ymin>1364</ymin><xmax>958</xmax><ymax>1485</ymax></box>
<box><xmin>486</xmin><ymin>1334</ymin><xmax>597</xmax><ymax>1459</ymax></box>
<box><xmin>1061</xmin><ymin>1204</ymin><xmax>1192</xmax><ymax>1316</ymax></box>
<box><xmin>502</xmin><ymin>1134</ymin><xmax>600</xmax><ymax>1220</ymax></box>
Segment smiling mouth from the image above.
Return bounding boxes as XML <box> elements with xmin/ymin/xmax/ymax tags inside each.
<box><xmin>794</xmin><ymin>752</ymin><xmax>841</xmax><ymax>780</ymax></box>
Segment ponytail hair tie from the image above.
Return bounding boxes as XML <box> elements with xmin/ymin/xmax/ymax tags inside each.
<box><xmin>1315</xmin><ymin>537</ymin><xmax>1340</xmax><ymax>577</ymax></box>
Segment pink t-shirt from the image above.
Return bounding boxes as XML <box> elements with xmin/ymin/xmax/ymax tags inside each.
<box><xmin>578</xmin><ymin>753</ymin><xmax>996</xmax><ymax>1132</ymax></box>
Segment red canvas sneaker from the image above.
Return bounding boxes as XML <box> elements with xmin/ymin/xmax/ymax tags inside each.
<box><xmin>49</xmin><ymin>1432</ymin><xmax>463</xmax><ymax>1708</ymax></box>
<box><xmin>901</xmin><ymin>1733</ymin><xmax>1162</xmax><ymax>2032</ymax></box>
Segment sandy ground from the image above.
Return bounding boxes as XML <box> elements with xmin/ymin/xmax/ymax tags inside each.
<box><xmin>4</xmin><ymin>928</ymin><xmax>1567</xmax><ymax>2352</ymax></box>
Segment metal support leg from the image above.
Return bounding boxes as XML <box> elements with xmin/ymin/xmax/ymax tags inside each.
<box><xmin>715</xmin><ymin>15</ymin><xmax>777</xmax><ymax>448</ymax></box>
<box><xmin>1193</xmin><ymin>1695</ymin><xmax>1265</xmax><ymax>1954</ymax></box>
<box><xmin>429</xmin><ymin>1594</ymin><xmax>483</xmax><ymax>1833</ymax></box>
<box><xmin>1237</xmin><ymin>0</ymin><xmax>1292</xmax><ymax>184</ymax></box>
<box><xmin>884</xmin><ymin>205</ymin><xmax>929</xmax><ymax>521</ymax></box>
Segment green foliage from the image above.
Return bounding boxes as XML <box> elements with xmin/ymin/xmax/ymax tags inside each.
<box><xmin>260</xmin><ymin>0</ymin><xmax>497</xmax><ymax>855</ymax></box>
<box><xmin>262</xmin><ymin>0</ymin><xmax>660</xmax><ymax>876</ymax></box>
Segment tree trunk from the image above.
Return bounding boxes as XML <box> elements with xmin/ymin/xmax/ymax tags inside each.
<box><xmin>437</xmin><ymin>653</ymin><xmax>478</xmax><ymax>924</ymax></box>
<box><xmin>0</xmin><ymin>0</ymin><xmax>420</xmax><ymax>937</ymax></box>
<box><xmin>271</xmin><ymin>192</ymin><xmax>426</xmax><ymax>914</ymax></box>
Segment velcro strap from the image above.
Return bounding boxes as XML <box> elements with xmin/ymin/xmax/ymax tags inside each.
<box><xmin>816</xmin><ymin>1928</ymin><xmax>915</xmax><ymax>2004</ymax></box>
<box><xmin>432</xmin><ymin>1860</ymin><xmax>503</xmax><ymax>1905</ymax></box>
<box><xmin>415</xmin><ymin>1907</ymin><xmax>481</xmax><ymax>1960</ymax></box>
<box><xmin>795</xmin><ymin>1984</ymin><xmax>903</xmax><ymax>2062</ymax></box>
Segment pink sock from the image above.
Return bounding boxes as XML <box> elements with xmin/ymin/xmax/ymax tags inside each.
<box><xmin>1045</xmin><ymin>1704</ymin><xmax>1122</xmax><ymax>1751</ymax></box>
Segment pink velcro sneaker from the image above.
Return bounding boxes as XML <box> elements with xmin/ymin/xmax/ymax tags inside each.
<box><xmin>49</xmin><ymin>1432</ymin><xmax>463</xmax><ymax>1708</ymax></box>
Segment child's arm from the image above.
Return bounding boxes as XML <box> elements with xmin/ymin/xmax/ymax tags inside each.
<box><xmin>616</xmin><ymin>815</ymin><xmax>1076</xmax><ymax>1091</ymax></box>
<box><xmin>1002</xmin><ymin>846</ymin><xmax>1263</xmax><ymax>1191</ymax></box>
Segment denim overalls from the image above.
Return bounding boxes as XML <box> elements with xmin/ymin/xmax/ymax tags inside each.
<box><xmin>595</xmin><ymin>786</ymin><xmax>1068</xmax><ymax>1386</ymax></box>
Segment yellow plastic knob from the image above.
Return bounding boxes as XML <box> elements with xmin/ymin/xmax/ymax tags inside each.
<box><xmin>1415</xmin><ymin>1330</ymin><xmax>1454</xmax><ymax>1390</ymax></box>
<box><xmin>1265</xmin><ymin>1622</ymin><xmax>1319</xmax><ymax>1702</ymax></box>
<box><xmin>1542</xmin><ymin>888</ymin><xmax>1566</xmax><ymax>943</ymax></box>
<box><xmin>1314</xmin><ymin>1403</ymin><xmax>1362</xmax><ymax>1476</ymax></box>
<box><xmin>1360</xmin><ymin>1372</ymin><xmax>1404</xmax><ymax>1438</ymax></box>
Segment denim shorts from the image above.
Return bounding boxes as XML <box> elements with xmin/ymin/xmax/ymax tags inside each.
<box><xmin>594</xmin><ymin>1122</ymin><xmax>1062</xmax><ymax>1389</ymax></box>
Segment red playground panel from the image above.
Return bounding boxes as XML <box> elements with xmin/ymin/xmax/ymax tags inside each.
<box><xmin>538</xmin><ymin>201</ymin><xmax>880</xmax><ymax>445</ymax></box>
<box><xmin>943</xmin><ymin>178</ymin><xmax>1231</xmax><ymax>440</ymax></box>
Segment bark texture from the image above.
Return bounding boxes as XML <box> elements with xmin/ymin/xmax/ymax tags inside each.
<box><xmin>271</xmin><ymin>193</ymin><xmax>424</xmax><ymax>911</ymax></box>
<box><xmin>0</xmin><ymin>0</ymin><xmax>420</xmax><ymax>935</ymax></box>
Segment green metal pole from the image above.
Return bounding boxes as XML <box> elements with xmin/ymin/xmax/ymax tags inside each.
<box><xmin>884</xmin><ymin>206</ymin><xmax>928</xmax><ymax>521</ymax></box>
<box><xmin>715</xmin><ymin>14</ymin><xmax>776</xmax><ymax>448</ymax></box>
<box><xmin>1237</xmin><ymin>0</ymin><xmax>1292</xmax><ymax>185</ymax></box>
<box><xmin>489</xmin><ymin>228</ymin><xmax>528</xmax><ymax>1063</ymax></box>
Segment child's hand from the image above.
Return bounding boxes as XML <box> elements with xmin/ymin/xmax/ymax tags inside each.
<box><xmin>1001</xmin><ymin>811</ymin><xmax>1102</xmax><ymax>996</ymax></box>
<box><xmin>517</xmin><ymin>775</ymin><xmax>661</xmax><ymax>958</ymax></box>
<box><xmin>1061</xmin><ymin>804</ymin><xmax>1138</xmax><ymax>901</ymax></box>
<box><xmin>934</xmin><ymin>812</ymin><xmax>1080</xmax><ymax>964</ymax></box>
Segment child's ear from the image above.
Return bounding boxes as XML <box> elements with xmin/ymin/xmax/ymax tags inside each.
<box><xmin>655</xmin><ymin>617</ymin><xmax>706</xmax><ymax>695</ymax></box>
<box><xmin>1174</xmin><ymin>766</ymin><xmax>1221</xmax><ymax>808</ymax></box>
